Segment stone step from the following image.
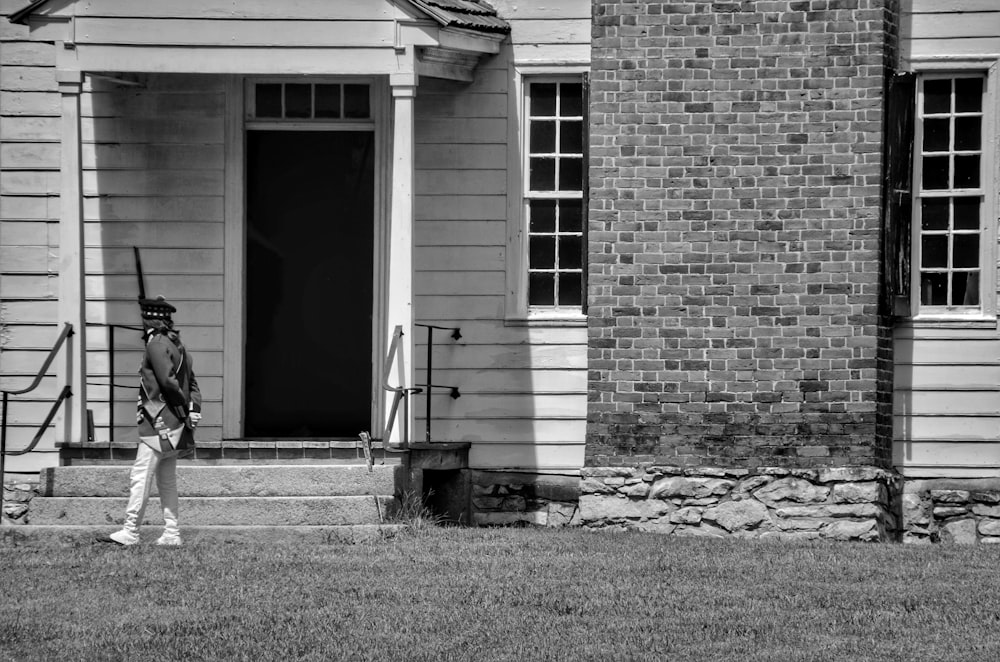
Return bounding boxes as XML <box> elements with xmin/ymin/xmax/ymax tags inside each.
<box><xmin>29</xmin><ymin>495</ymin><xmax>397</xmax><ymax>527</ymax></box>
<box><xmin>1</xmin><ymin>524</ymin><xmax>407</xmax><ymax>546</ymax></box>
<box><xmin>38</xmin><ymin>464</ymin><xmax>399</xmax><ymax>498</ymax></box>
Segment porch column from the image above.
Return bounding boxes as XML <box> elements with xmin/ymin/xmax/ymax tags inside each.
<box><xmin>56</xmin><ymin>70</ymin><xmax>88</xmax><ymax>443</ymax></box>
<box><xmin>386</xmin><ymin>73</ymin><xmax>417</xmax><ymax>448</ymax></box>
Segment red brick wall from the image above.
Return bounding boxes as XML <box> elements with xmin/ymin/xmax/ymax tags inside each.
<box><xmin>587</xmin><ymin>0</ymin><xmax>898</xmax><ymax>468</ymax></box>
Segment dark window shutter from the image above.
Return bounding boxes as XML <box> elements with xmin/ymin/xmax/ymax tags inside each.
<box><xmin>882</xmin><ymin>71</ymin><xmax>916</xmax><ymax>313</ymax></box>
<box><xmin>582</xmin><ymin>71</ymin><xmax>590</xmax><ymax>315</ymax></box>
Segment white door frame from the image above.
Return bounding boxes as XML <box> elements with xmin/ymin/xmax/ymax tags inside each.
<box><xmin>222</xmin><ymin>75</ymin><xmax>391</xmax><ymax>439</ymax></box>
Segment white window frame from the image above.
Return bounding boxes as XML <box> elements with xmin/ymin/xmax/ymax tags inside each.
<box><xmin>909</xmin><ymin>58</ymin><xmax>999</xmax><ymax>323</ymax></box>
<box><xmin>505</xmin><ymin>63</ymin><xmax>588</xmax><ymax>325</ymax></box>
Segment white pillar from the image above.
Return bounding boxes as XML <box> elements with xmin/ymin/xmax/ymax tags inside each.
<box><xmin>56</xmin><ymin>69</ymin><xmax>88</xmax><ymax>443</ymax></box>
<box><xmin>385</xmin><ymin>73</ymin><xmax>417</xmax><ymax>448</ymax></box>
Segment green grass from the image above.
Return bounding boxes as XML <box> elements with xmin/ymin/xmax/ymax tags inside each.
<box><xmin>2</xmin><ymin>528</ymin><xmax>999</xmax><ymax>661</ymax></box>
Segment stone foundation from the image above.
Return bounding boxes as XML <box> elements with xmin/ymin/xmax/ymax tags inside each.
<box><xmin>902</xmin><ymin>479</ymin><xmax>1000</xmax><ymax>545</ymax></box>
<box><xmin>1</xmin><ymin>480</ymin><xmax>36</xmax><ymax>524</ymax></box>
<box><xmin>470</xmin><ymin>471</ymin><xmax>581</xmax><ymax>528</ymax></box>
<box><xmin>579</xmin><ymin>465</ymin><xmax>901</xmax><ymax>541</ymax></box>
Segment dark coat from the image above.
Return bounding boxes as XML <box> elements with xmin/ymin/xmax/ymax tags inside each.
<box><xmin>138</xmin><ymin>328</ymin><xmax>202</xmax><ymax>437</ymax></box>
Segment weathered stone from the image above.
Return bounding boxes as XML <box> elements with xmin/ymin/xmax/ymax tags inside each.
<box><xmin>940</xmin><ymin>518</ymin><xmax>978</xmax><ymax>544</ymax></box>
<box><xmin>788</xmin><ymin>469</ymin><xmax>819</xmax><ymax>481</ymax></box>
<box><xmin>703</xmin><ymin>499</ymin><xmax>769</xmax><ymax>532</ymax></box>
<box><xmin>981</xmin><ymin>537</ymin><xmax>1000</xmax><ymax>544</ymax></box>
<box><xmin>735</xmin><ymin>475</ymin><xmax>772</xmax><ymax>494</ymax></box>
<box><xmin>902</xmin><ymin>493</ymin><xmax>932</xmax><ymax>526</ymax></box>
<box><xmin>646</xmin><ymin>466</ymin><xmax>685</xmax><ymax>478</ymax></box>
<box><xmin>775</xmin><ymin>503</ymin><xmax>880</xmax><ymax>519</ymax></box>
<box><xmin>669</xmin><ymin>507</ymin><xmax>702</xmax><ymax>525</ymax></box>
<box><xmin>933</xmin><ymin>506</ymin><xmax>968</xmax><ymax>519</ymax></box>
<box><xmin>581</xmin><ymin>467</ymin><xmax>636</xmax><ymax>479</ymax></box>
<box><xmin>902</xmin><ymin>533</ymin><xmax>933</xmax><ymax>545</ymax></box>
<box><xmin>776</xmin><ymin>518</ymin><xmax>825</xmax><ymax>532</ymax></box>
<box><xmin>578</xmin><ymin>495</ymin><xmax>673</xmax><ymax>522</ymax></box>
<box><xmin>759</xmin><ymin>468</ymin><xmax>790</xmax><ymax>476</ymax></box>
<box><xmin>816</xmin><ymin>467</ymin><xmax>885</xmax><ymax>483</ymax></box>
<box><xmin>931</xmin><ymin>490</ymin><xmax>970</xmax><ymax>504</ymax></box>
<box><xmin>472</xmin><ymin>496</ymin><xmax>504</xmax><ymax>510</ymax></box>
<box><xmin>604</xmin><ymin>478</ymin><xmax>626</xmax><ymax>488</ymax></box>
<box><xmin>679</xmin><ymin>497</ymin><xmax>721</xmax><ymax>507</ymax></box>
<box><xmin>579</xmin><ymin>478</ymin><xmax>617</xmax><ymax>495</ymax></box>
<box><xmin>971</xmin><ymin>504</ymin><xmax>1000</xmax><ymax>518</ymax></box>
<box><xmin>2</xmin><ymin>504</ymin><xmax>28</xmax><ymax>520</ymax></box>
<box><xmin>832</xmin><ymin>482</ymin><xmax>884</xmax><ymax>505</ymax></box>
<box><xmin>754</xmin><ymin>477</ymin><xmax>829</xmax><ymax>506</ymax></box>
<box><xmin>978</xmin><ymin>520</ymin><xmax>1000</xmax><ymax>536</ymax></box>
<box><xmin>634</xmin><ymin>520</ymin><xmax>677</xmax><ymax>534</ymax></box>
<box><xmin>684</xmin><ymin>467</ymin><xmax>730</xmax><ymax>478</ymax></box>
<box><xmin>823</xmin><ymin>519</ymin><xmax>880</xmax><ymax>542</ymax></box>
<box><xmin>547</xmin><ymin>503</ymin><xmax>577</xmax><ymax>528</ymax></box>
<box><xmin>673</xmin><ymin>524</ymin><xmax>727</xmax><ymax>538</ymax></box>
<box><xmin>971</xmin><ymin>491</ymin><xmax>1000</xmax><ymax>505</ymax></box>
<box><xmin>648</xmin><ymin>476</ymin><xmax>734</xmax><ymax>500</ymax></box>
<box><xmin>623</xmin><ymin>482</ymin><xmax>650</xmax><ymax>498</ymax></box>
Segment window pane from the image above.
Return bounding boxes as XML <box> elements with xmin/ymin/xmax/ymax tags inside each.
<box><xmin>955</xmin><ymin>78</ymin><xmax>983</xmax><ymax>113</ymax></box>
<box><xmin>953</xmin><ymin>197</ymin><xmax>980</xmax><ymax>230</ymax></box>
<box><xmin>923</xmin><ymin>118</ymin><xmax>950</xmax><ymax>152</ymax></box>
<box><xmin>924</xmin><ymin>79</ymin><xmax>951</xmax><ymax>114</ymax></box>
<box><xmin>560</xmin><ymin>120</ymin><xmax>584</xmax><ymax>154</ymax></box>
<box><xmin>560</xmin><ymin>83</ymin><xmax>584</xmax><ymax>116</ymax></box>
<box><xmin>256</xmin><ymin>84</ymin><xmax>282</xmax><ymax>118</ymax></box>
<box><xmin>922</xmin><ymin>156</ymin><xmax>949</xmax><ymax>190</ymax></box>
<box><xmin>954</xmin><ymin>155</ymin><xmax>980</xmax><ymax>188</ymax></box>
<box><xmin>285</xmin><ymin>84</ymin><xmax>311</xmax><ymax>118</ymax></box>
<box><xmin>530</xmin><ymin>236</ymin><xmax>555</xmax><ymax>269</ymax></box>
<box><xmin>530</xmin><ymin>158</ymin><xmax>556</xmax><ymax>190</ymax></box>
<box><xmin>955</xmin><ymin>272</ymin><xmax>980</xmax><ymax>305</ymax></box>
<box><xmin>559</xmin><ymin>272</ymin><xmax>583</xmax><ymax>306</ymax></box>
<box><xmin>530</xmin><ymin>121</ymin><xmax>556</xmax><ymax>153</ymax></box>
<box><xmin>559</xmin><ymin>157</ymin><xmax>583</xmax><ymax>191</ymax></box>
<box><xmin>921</xmin><ymin>198</ymin><xmax>949</xmax><ymax>231</ymax></box>
<box><xmin>315</xmin><ymin>84</ymin><xmax>341</xmax><ymax>118</ymax></box>
<box><xmin>344</xmin><ymin>84</ymin><xmax>370</xmax><ymax>118</ymax></box>
<box><xmin>561</xmin><ymin>200</ymin><xmax>583</xmax><ymax>232</ymax></box>
<box><xmin>530</xmin><ymin>84</ymin><xmax>557</xmax><ymax>116</ymax></box>
<box><xmin>954</xmin><ymin>116</ymin><xmax>981</xmax><ymax>151</ymax></box>
<box><xmin>920</xmin><ymin>272</ymin><xmax>948</xmax><ymax>305</ymax></box>
<box><xmin>953</xmin><ymin>234</ymin><xmax>980</xmax><ymax>268</ymax></box>
<box><xmin>529</xmin><ymin>273</ymin><xmax>555</xmax><ymax>305</ymax></box>
<box><xmin>921</xmin><ymin>235</ymin><xmax>948</xmax><ymax>268</ymax></box>
<box><xmin>559</xmin><ymin>236</ymin><xmax>583</xmax><ymax>270</ymax></box>
<box><xmin>530</xmin><ymin>200</ymin><xmax>556</xmax><ymax>233</ymax></box>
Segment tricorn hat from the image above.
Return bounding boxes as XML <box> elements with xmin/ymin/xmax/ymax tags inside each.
<box><xmin>139</xmin><ymin>295</ymin><xmax>176</xmax><ymax>320</ymax></box>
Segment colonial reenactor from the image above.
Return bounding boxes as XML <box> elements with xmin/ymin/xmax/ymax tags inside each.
<box><xmin>99</xmin><ymin>295</ymin><xmax>202</xmax><ymax>546</ymax></box>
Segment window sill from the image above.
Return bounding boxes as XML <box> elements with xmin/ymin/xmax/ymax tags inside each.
<box><xmin>505</xmin><ymin>313</ymin><xmax>587</xmax><ymax>328</ymax></box>
<box><xmin>896</xmin><ymin>316</ymin><xmax>998</xmax><ymax>330</ymax></box>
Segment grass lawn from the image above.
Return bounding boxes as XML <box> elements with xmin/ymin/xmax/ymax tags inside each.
<box><xmin>1</xmin><ymin>527</ymin><xmax>999</xmax><ymax>661</ymax></box>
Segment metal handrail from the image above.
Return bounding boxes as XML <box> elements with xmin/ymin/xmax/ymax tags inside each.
<box><xmin>85</xmin><ymin>322</ymin><xmax>143</xmax><ymax>452</ymax></box>
<box><xmin>1</xmin><ymin>322</ymin><xmax>74</xmax><ymax>518</ymax></box>
<box><xmin>415</xmin><ymin>323</ymin><xmax>461</xmax><ymax>444</ymax></box>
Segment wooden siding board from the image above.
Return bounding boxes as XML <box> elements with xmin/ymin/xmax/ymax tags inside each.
<box><xmin>469</xmin><ymin>443</ymin><xmax>585</xmax><ymax>471</ymax></box>
<box><xmin>63</xmin><ymin>0</ymin><xmax>398</xmax><ymax>20</ymax></box>
<box><xmin>73</xmin><ymin>18</ymin><xmax>395</xmax><ymax>48</ymax></box>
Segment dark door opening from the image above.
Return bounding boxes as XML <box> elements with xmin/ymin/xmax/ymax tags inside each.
<box><xmin>245</xmin><ymin>130</ymin><xmax>375</xmax><ymax>438</ymax></box>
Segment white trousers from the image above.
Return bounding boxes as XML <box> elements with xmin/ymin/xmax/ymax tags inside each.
<box><xmin>122</xmin><ymin>440</ymin><xmax>179</xmax><ymax>537</ymax></box>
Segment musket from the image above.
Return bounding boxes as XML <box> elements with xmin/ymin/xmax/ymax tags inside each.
<box><xmin>133</xmin><ymin>246</ymin><xmax>146</xmax><ymax>301</ymax></box>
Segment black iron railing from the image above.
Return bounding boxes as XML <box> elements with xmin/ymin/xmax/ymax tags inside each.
<box><xmin>84</xmin><ymin>323</ymin><xmax>143</xmax><ymax>455</ymax></box>
<box><xmin>378</xmin><ymin>323</ymin><xmax>461</xmax><ymax>451</ymax></box>
<box><xmin>1</xmin><ymin>322</ymin><xmax>74</xmax><ymax>517</ymax></box>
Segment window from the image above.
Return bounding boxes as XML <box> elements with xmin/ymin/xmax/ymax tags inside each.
<box><xmin>913</xmin><ymin>72</ymin><xmax>990</xmax><ymax>315</ymax></box>
<box><xmin>508</xmin><ymin>73</ymin><xmax>588</xmax><ymax>321</ymax></box>
<box><xmin>249</xmin><ymin>81</ymin><xmax>371</xmax><ymax>121</ymax></box>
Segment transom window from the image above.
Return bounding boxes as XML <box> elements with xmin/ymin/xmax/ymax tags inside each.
<box><xmin>250</xmin><ymin>82</ymin><xmax>371</xmax><ymax>121</ymax></box>
<box><xmin>915</xmin><ymin>74</ymin><xmax>986</xmax><ymax>310</ymax></box>
<box><xmin>524</xmin><ymin>79</ymin><xmax>585</xmax><ymax>309</ymax></box>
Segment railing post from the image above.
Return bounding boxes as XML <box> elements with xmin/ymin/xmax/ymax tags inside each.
<box><xmin>108</xmin><ymin>325</ymin><xmax>115</xmax><ymax>458</ymax></box>
<box><xmin>425</xmin><ymin>326</ymin><xmax>433</xmax><ymax>443</ymax></box>
<box><xmin>1</xmin><ymin>392</ymin><xmax>8</xmax><ymax>518</ymax></box>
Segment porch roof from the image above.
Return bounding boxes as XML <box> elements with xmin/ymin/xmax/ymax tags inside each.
<box><xmin>9</xmin><ymin>0</ymin><xmax>511</xmax><ymax>33</ymax></box>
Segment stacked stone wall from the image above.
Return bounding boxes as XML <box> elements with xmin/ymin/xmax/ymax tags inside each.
<box><xmin>587</xmin><ymin>0</ymin><xmax>898</xmax><ymax>467</ymax></box>
<box><xmin>903</xmin><ymin>480</ymin><xmax>1000</xmax><ymax>545</ymax></box>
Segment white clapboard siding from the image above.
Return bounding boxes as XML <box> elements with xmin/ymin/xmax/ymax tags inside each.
<box><xmin>411</xmin><ymin>2</ymin><xmax>589</xmax><ymax>473</ymax></box>
<box><xmin>904</xmin><ymin>0</ymin><xmax>1000</xmax><ymax>60</ymax></box>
